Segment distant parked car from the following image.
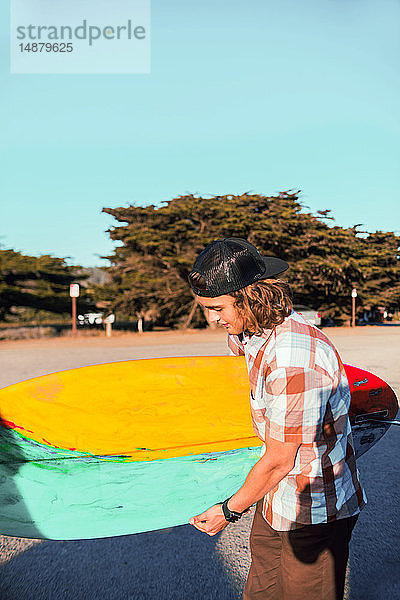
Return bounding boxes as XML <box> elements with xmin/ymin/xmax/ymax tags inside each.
<box><xmin>77</xmin><ymin>313</ymin><xmax>104</xmax><ymax>326</ymax></box>
<box><xmin>321</xmin><ymin>316</ymin><xmax>336</xmax><ymax>327</ymax></box>
<box><xmin>294</xmin><ymin>305</ymin><xmax>321</xmax><ymax>327</ymax></box>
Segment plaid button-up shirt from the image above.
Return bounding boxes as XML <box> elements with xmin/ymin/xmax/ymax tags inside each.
<box><xmin>228</xmin><ymin>310</ymin><xmax>366</xmax><ymax>531</ymax></box>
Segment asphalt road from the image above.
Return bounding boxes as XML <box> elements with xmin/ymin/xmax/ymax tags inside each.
<box><xmin>0</xmin><ymin>328</ymin><xmax>399</xmax><ymax>600</ymax></box>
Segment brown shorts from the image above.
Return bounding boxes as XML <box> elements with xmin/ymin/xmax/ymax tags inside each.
<box><xmin>243</xmin><ymin>501</ymin><xmax>358</xmax><ymax>600</ymax></box>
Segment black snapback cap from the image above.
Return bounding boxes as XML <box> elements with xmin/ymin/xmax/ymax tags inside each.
<box><xmin>189</xmin><ymin>237</ymin><xmax>289</xmax><ymax>297</ymax></box>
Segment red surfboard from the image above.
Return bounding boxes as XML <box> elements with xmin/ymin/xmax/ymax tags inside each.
<box><xmin>345</xmin><ymin>364</ymin><xmax>399</xmax><ymax>457</ymax></box>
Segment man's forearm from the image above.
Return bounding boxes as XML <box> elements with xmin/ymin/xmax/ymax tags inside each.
<box><xmin>189</xmin><ymin>439</ymin><xmax>299</xmax><ymax>535</ymax></box>
<box><xmin>227</xmin><ymin>457</ymin><xmax>291</xmax><ymax>513</ymax></box>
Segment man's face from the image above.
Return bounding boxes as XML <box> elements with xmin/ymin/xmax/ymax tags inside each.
<box><xmin>197</xmin><ymin>294</ymin><xmax>245</xmax><ymax>335</ymax></box>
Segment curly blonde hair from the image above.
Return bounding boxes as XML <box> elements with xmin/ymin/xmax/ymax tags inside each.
<box><xmin>230</xmin><ymin>279</ymin><xmax>293</xmax><ymax>333</ymax></box>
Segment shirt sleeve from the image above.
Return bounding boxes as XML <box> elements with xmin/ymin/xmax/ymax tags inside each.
<box><xmin>263</xmin><ymin>367</ymin><xmax>334</xmax><ymax>444</ymax></box>
<box><xmin>227</xmin><ymin>334</ymin><xmax>245</xmax><ymax>356</ymax></box>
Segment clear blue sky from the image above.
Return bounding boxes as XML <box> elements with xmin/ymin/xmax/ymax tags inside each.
<box><xmin>1</xmin><ymin>0</ymin><xmax>399</xmax><ymax>267</ymax></box>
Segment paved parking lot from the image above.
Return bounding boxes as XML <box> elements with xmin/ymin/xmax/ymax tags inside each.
<box><xmin>0</xmin><ymin>327</ymin><xmax>399</xmax><ymax>599</ymax></box>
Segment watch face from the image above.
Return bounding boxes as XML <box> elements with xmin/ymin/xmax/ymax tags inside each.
<box><xmin>222</xmin><ymin>501</ymin><xmax>231</xmax><ymax>521</ymax></box>
<box><xmin>222</xmin><ymin>500</ymin><xmax>241</xmax><ymax>522</ymax></box>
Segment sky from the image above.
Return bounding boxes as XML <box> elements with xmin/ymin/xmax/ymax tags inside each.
<box><xmin>1</xmin><ymin>0</ymin><xmax>399</xmax><ymax>267</ymax></box>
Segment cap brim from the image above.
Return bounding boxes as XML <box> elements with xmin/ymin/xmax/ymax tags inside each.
<box><xmin>259</xmin><ymin>256</ymin><xmax>289</xmax><ymax>279</ymax></box>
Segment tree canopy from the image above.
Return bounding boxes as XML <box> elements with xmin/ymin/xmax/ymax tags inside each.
<box><xmin>0</xmin><ymin>249</ymin><xmax>93</xmax><ymax>322</ymax></box>
<box><xmin>98</xmin><ymin>192</ymin><xmax>400</xmax><ymax>327</ymax></box>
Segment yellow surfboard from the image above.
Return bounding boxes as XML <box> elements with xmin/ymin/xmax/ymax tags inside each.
<box><xmin>0</xmin><ymin>356</ymin><xmax>257</xmax><ymax>460</ymax></box>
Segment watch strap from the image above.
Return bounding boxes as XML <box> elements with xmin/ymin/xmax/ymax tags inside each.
<box><xmin>221</xmin><ymin>497</ymin><xmax>243</xmax><ymax>523</ymax></box>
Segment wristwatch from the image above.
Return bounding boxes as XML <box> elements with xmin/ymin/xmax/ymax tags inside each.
<box><xmin>221</xmin><ymin>497</ymin><xmax>245</xmax><ymax>523</ymax></box>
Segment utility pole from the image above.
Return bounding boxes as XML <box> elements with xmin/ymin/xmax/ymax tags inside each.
<box><xmin>69</xmin><ymin>284</ymin><xmax>80</xmax><ymax>337</ymax></box>
<box><xmin>351</xmin><ymin>288</ymin><xmax>357</xmax><ymax>327</ymax></box>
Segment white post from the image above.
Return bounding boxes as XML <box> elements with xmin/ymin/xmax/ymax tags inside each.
<box><xmin>138</xmin><ymin>316</ymin><xmax>143</xmax><ymax>334</ymax></box>
<box><xmin>104</xmin><ymin>314</ymin><xmax>115</xmax><ymax>337</ymax></box>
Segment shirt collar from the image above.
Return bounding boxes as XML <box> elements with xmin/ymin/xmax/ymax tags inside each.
<box><xmin>240</xmin><ymin>327</ymin><xmax>274</xmax><ymax>358</ymax></box>
<box><xmin>241</xmin><ymin>311</ymin><xmax>296</xmax><ymax>357</ymax></box>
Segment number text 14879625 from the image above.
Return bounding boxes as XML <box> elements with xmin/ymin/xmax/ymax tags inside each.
<box><xmin>19</xmin><ymin>43</ymin><xmax>73</xmax><ymax>52</ymax></box>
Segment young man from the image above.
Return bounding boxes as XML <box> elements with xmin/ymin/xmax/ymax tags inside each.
<box><xmin>188</xmin><ymin>238</ymin><xmax>366</xmax><ymax>600</ymax></box>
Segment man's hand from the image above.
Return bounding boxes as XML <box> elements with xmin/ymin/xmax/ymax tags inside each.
<box><xmin>189</xmin><ymin>503</ymin><xmax>228</xmax><ymax>536</ymax></box>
